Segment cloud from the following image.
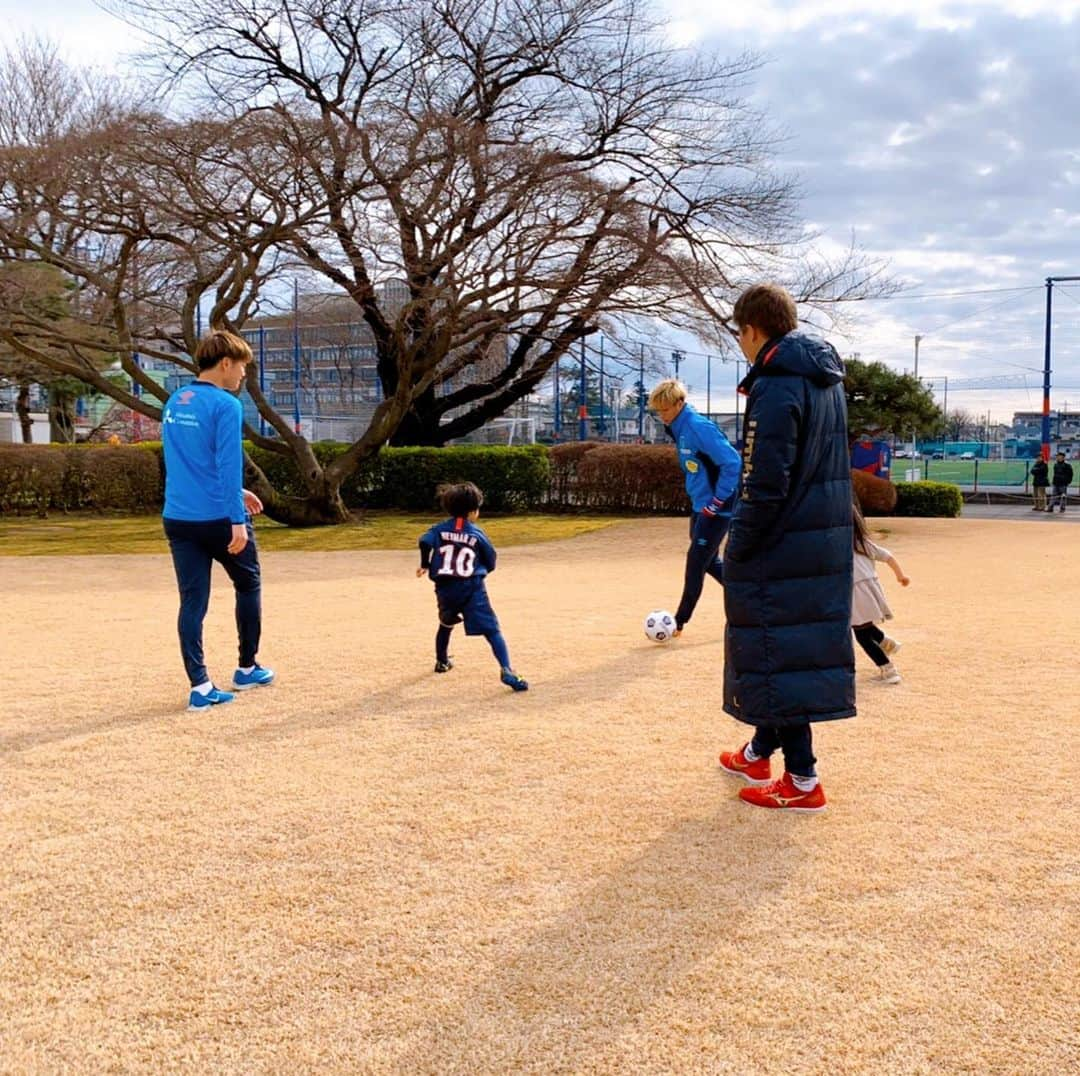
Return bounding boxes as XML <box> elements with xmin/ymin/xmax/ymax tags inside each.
<box><xmin>663</xmin><ymin>1</ymin><xmax>1080</xmax><ymax>418</ymax></box>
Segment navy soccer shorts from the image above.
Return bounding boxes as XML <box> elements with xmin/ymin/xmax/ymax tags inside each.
<box><xmin>436</xmin><ymin>580</ymin><xmax>500</xmax><ymax>636</ymax></box>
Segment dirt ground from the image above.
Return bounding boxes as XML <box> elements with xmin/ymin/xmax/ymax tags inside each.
<box><xmin>2</xmin><ymin>517</ymin><xmax>1078</xmax><ymax>1074</ymax></box>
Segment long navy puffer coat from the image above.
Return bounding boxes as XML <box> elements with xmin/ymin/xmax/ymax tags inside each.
<box><xmin>722</xmin><ymin>331</ymin><xmax>855</xmax><ymax>728</ymax></box>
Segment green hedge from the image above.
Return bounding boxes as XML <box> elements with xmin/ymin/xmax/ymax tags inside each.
<box><xmin>548</xmin><ymin>442</ymin><xmax>689</xmax><ymax>512</ymax></box>
<box><xmin>894</xmin><ymin>481</ymin><xmax>963</xmax><ymax>517</ymax></box>
<box><xmin>245</xmin><ymin>442</ymin><xmax>550</xmax><ymax>511</ymax></box>
<box><xmin>2</xmin><ymin>441</ymin><xmax>973</xmax><ymax>521</ymax></box>
<box><xmin>0</xmin><ymin>441</ymin><xmax>550</xmax><ymax>515</ymax></box>
<box><xmin>0</xmin><ymin>444</ymin><xmax>162</xmax><ymax>515</ymax></box>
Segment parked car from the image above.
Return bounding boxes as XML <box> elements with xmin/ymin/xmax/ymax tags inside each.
<box><xmin>931</xmin><ymin>452</ymin><xmax>944</xmax><ymax>459</ymax></box>
<box><xmin>959</xmin><ymin>451</ymin><xmax>976</xmax><ymax>459</ymax></box>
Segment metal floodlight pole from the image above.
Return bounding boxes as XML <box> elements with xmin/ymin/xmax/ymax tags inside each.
<box><xmin>598</xmin><ymin>337</ymin><xmax>606</xmax><ymax>437</ymax></box>
<box><xmin>292</xmin><ymin>279</ymin><xmax>302</xmax><ymax>435</ymax></box>
<box><xmin>914</xmin><ymin>334</ymin><xmax>922</xmax><ymax>379</ymax></box>
<box><xmin>579</xmin><ymin>337</ymin><xmax>588</xmax><ymax>441</ymax></box>
<box><xmin>1043</xmin><ymin>275</ymin><xmax>1080</xmax><ymax>460</ymax></box>
<box><xmin>258</xmin><ymin>326</ymin><xmax>267</xmax><ymax>437</ymax></box>
<box><xmin>554</xmin><ymin>356</ymin><xmax>561</xmax><ymax>438</ymax></box>
<box><xmin>132</xmin><ymin>351</ymin><xmax>142</xmax><ymax>442</ymax></box>
<box><xmin>638</xmin><ymin>343</ymin><xmax>645</xmax><ymax>440</ymax></box>
<box><xmin>734</xmin><ymin>359</ymin><xmax>742</xmax><ymax>445</ymax></box>
<box><xmin>706</xmin><ymin>354</ymin><xmax>712</xmax><ymax>417</ymax></box>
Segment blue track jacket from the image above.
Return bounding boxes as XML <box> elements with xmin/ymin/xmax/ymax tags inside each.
<box><xmin>668</xmin><ymin>403</ymin><xmax>742</xmax><ymax>513</ymax></box>
<box><xmin>161</xmin><ymin>381</ymin><xmax>246</xmax><ymax>524</ymax></box>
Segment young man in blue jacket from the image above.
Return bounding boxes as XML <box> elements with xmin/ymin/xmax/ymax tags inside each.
<box><xmin>648</xmin><ymin>379</ymin><xmax>742</xmax><ymax>636</ymax></box>
<box><xmin>162</xmin><ymin>330</ymin><xmax>274</xmax><ymax>711</ymax></box>
<box><xmin>718</xmin><ymin>284</ymin><xmax>855</xmax><ymax>811</ymax></box>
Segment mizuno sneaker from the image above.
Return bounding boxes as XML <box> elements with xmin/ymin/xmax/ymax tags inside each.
<box><xmin>187</xmin><ymin>685</ymin><xmax>235</xmax><ymax>711</ymax></box>
<box><xmin>738</xmin><ymin>772</ymin><xmax>827</xmax><ymax>812</ymax></box>
<box><xmin>500</xmin><ymin>668</ymin><xmax>529</xmax><ymax>692</ymax></box>
<box><xmin>232</xmin><ymin>665</ymin><xmax>275</xmax><ymax>690</ymax></box>
<box><xmin>718</xmin><ymin>743</ymin><xmax>772</xmax><ymax>785</ymax></box>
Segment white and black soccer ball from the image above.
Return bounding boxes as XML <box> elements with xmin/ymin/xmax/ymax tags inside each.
<box><xmin>644</xmin><ymin>609</ymin><xmax>676</xmax><ymax>643</ymax></box>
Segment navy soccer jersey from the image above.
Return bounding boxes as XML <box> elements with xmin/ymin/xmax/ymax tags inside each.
<box><xmin>418</xmin><ymin>517</ymin><xmax>497</xmax><ymax>582</ymax></box>
<box><xmin>418</xmin><ymin>517</ymin><xmax>500</xmax><ymax>636</ymax></box>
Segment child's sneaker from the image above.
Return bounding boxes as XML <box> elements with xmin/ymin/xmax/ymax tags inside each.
<box><xmin>500</xmin><ymin>667</ymin><xmax>529</xmax><ymax>692</ymax></box>
<box><xmin>738</xmin><ymin>772</ymin><xmax>827</xmax><ymax>812</ymax></box>
<box><xmin>880</xmin><ymin>636</ymin><xmax>901</xmax><ymax>655</ymax></box>
<box><xmin>718</xmin><ymin>743</ymin><xmax>772</xmax><ymax>785</ymax></box>
<box><xmin>879</xmin><ymin>662</ymin><xmax>901</xmax><ymax>684</ymax></box>
<box><xmin>434</xmin><ymin>659</ymin><xmax>454</xmax><ymax>673</ymax></box>
<box><xmin>187</xmin><ymin>685</ymin><xmax>234</xmax><ymax>711</ymax></box>
<box><xmin>232</xmin><ymin>665</ymin><xmax>275</xmax><ymax>690</ymax></box>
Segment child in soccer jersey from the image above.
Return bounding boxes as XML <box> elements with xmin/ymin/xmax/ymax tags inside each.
<box><xmin>852</xmin><ymin>498</ymin><xmax>910</xmax><ymax>684</ymax></box>
<box><xmin>416</xmin><ymin>482</ymin><xmax>528</xmax><ymax>691</ymax></box>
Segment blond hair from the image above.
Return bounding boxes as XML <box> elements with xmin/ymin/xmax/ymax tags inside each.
<box><xmin>648</xmin><ymin>379</ymin><xmax>687</xmax><ymax>410</ymax></box>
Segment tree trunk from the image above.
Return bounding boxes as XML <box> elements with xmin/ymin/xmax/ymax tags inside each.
<box><xmin>16</xmin><ymin>382</ymin><xmax>33</xmax><ymax>443</ymax></box>
<box><xmin>389</xmin><ymin>391</ymin><xmax>448</xmax><ymax>446</ymax></box>
<box><xmin>48</xmin><ymin>387</ymin><xmax>76</xmax><ymax>443</ymax></box>
<box><xmin>243</xmin><ymin>457</ymin><xmax>351</xmax><ymax>527</ymax></box>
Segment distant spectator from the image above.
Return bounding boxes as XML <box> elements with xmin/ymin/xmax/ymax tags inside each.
<box><xmin>1031</xmin><ymin>456</ymin><xmax>1049</xmax><ymax>511</ymax></box>
<box><xmin>1049</xmin><ymin>451</ymin><xmax>1074</xmax><ymax>513</ymax></box>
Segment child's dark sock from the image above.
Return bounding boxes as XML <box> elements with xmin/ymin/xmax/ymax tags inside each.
<box><xmin>486</xmin><ymin>630</ymin><xmax>511</xmax><ymax>669</ymax></box>
<box><xmin>436</xmin><ymin>624</ymin><xmax>453</xmax><ymax>664</ymax></box>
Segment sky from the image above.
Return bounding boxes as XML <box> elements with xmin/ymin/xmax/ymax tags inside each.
<box><xmin>3</xmin><ymin>0</ymin><xmax>1080</xmax><ymax>425</ymax></box>
<box><xmin>661</xmin><ymin>0</ymin><xmax>1080</xmax><ymax>425</ymax></box>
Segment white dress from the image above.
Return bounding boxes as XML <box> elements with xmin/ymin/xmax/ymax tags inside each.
<box><xmin>852</xmin><ymin>540</ymin><xmax>893</xmax><ymax>625</ymax></box>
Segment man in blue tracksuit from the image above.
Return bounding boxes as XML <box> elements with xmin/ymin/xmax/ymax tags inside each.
<box><xmin>648</xmin><ymin>378</ymin><xmax>742</xmax><ymax>635</ymax></box>
<box><xmin>161</xmin><ymin>330</ymin><xmax>274</xmax><ymax>711</ymax></box>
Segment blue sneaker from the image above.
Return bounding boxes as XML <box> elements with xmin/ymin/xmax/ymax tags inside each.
<box><xmin>500</xmin><ymin>667</ymin><xmax>529</xmax><ymax>692</ymax></box>
<box><xmin>188</xmin><ymin>685</ymin><xmax>234</xmax><ymax>711</ymax></box>
<box><xmin>232</xmin><ymin>665</ymin><xmax>275</xmax><ymax>690</ymax></box>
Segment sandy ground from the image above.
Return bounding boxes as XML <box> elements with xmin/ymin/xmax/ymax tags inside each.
<box><xmin>1</xmin><ymin>516</ymin><xmax>1078</xmax><ymax>1075</ymax></box>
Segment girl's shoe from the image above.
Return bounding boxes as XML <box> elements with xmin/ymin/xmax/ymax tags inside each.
<box><xmin>880</xmin><ymin>662</ymin><xmax>901</xmax><ymax>684</ymax></box>
<box><xmin>881</xmin><ymin>636</ymin><xmax>901</xmax><ymax>655</ymax></box>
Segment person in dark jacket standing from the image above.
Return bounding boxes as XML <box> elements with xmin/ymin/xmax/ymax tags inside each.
<box><xmin>1049</xmin><ymin>452</ymin><xmax>1073</xmax><ymax>512</ymax></box>
<box><xmin>162</xmin><ymin>330</ymin><xmax>275</xmax><ymax>711</ymax></box>
<box><xmin>717</xmin><ymin>284</ymin><xmax>855</xmax><ymax>812</ymax></box>
<box><xmin>1031</xmin><ymin>456</ymin><xmax>1049</xmax><ymax>511</ymax></box>
<box><xmin>647</xmin><ymin>378</ymin><xmax>742</xmax><ymax>635</ymax></box>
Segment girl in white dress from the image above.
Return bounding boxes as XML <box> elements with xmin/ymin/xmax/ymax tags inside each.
<box><xmin>852</xmin><ymin>500</ymin><xmax>910</xmax><ymax>683</ymax></box>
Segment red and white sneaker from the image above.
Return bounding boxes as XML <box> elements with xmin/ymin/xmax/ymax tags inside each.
<box><xmin>718</xmin><ymin>743</ymin><xmax>772</xmax><ymax>785</ymax></box>
<box><xmin>738</xmin><ymin>772</ymin><xmax>827</xmax><ymax>812</ymax></box>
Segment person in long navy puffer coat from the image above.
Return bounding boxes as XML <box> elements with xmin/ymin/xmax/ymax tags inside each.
<box><xmin>717</xmin><ymin>284</ymin><xmax>855</xmax><ymax>812</ymax></box>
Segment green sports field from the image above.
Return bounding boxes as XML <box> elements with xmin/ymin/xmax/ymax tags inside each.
<box><xmin>893</xmin><ymin>458</ymin><xmax>1034</xmax><ymax>486</ymax></box>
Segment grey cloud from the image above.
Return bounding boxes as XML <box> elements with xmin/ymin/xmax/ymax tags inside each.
<box><xmin>693</xmin><ymin>11</ymin><xmax>1080</xmax><ymax>405</ymax></box>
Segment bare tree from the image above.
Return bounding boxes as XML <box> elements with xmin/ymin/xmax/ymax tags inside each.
<box><xmin>3</xmin><ymin>3</ymin><xmax>894</xmax><ymax>523</ymax></box>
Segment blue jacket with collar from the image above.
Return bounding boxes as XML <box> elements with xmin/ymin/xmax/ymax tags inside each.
<box><xmin>667</xmin><ymin>403</ymin><xmax>742</xmax><ymax>513</ymax></box>
<box><xmin>161</xmin><ymin>380</ymin><xmax>246</xmax><ymax>524</ymax></box>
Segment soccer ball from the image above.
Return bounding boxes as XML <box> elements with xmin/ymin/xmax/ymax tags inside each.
<box><xmin>644</xmin><ymin>609</ymin><xmax>676</xmax><ymax>643</ymax></box>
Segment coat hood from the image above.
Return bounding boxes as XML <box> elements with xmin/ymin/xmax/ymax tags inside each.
<box><xmin>740</xmin><ymin>331</ymin><xmax>846</xmax><ymax>393</ymax></box>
